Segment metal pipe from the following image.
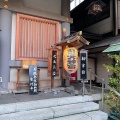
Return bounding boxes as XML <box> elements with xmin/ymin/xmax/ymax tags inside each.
<box><xmin>88</xmin><ymin>69</ymin><xmax>104</xmax><ymax>111</ymax></box>
<box><xmin>113</xmin><ymin>0</ymin><xmax>118</xmax><ymax>36</ymax></box>
<box><xmin>107</xmin><ymin>85</ymin><xmax>120</xmax><ymax>97</ymax></box>
<box><xmin>101</xmin><ymin>78</ymin><xmax>104</xmax><ymax>111</ymax></box>
<box><xmin>89</xmin><ymin>68</ymin><xmax>92</xmax><ymax>94</ymax></box>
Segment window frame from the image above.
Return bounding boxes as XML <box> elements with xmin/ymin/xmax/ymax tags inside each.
<box><xmin>15</xmin><ymin>14</ymin><xmax>60</xmax><ymax>61</ymax></box>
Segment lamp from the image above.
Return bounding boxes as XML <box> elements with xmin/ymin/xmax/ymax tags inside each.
<box><xmin>63</xmin><ymin>47</ymin><xmax>78</xmax><ymax>74</ymax></box>
<box><xmin>88</xmin><ymin>3</ymin><xmax>102</xmax><ymax>15</ymax></box>
<box><xmin>4</xmin><ymin>0</ymin><xmax>9</xmax><ymax>8</ymax></box>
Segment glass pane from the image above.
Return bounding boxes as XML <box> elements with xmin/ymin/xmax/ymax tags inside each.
<box><xmin>70</xmin><ymin>1</ymin><xmax>75</xmax><ymax>10</ymax></box>
<box><xmin>76</xmin><ymin>0</ymin><xmax>80</xmax><ymax>6</ymax></box>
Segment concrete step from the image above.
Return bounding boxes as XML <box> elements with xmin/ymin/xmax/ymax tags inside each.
<box><xmin>51</xmin><ymin>102</ymin><xmax>99</xmax><ymax>118</ymax></box>
<box><xmin>49</xmin><ymin>111</ymin><xmax>108</xmax><ymax>120</ymax></box>
<box><xmin>0</xmin><ymin>94</ymin><xmax>101</xmax><ymax>115</ymax></box>
<box><xmin>0</xmin><ymin>108</ymin><xmax>54</xmax><ymax>120</ymax></box>
<box><xmin>0</xmin><ymin>102</ymin><xmax>99</xmax><ymax>120</ymax></box>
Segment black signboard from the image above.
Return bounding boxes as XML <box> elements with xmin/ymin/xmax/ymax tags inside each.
<box><xmin>80</xmin><ymin>52</ymin><xmax>87</xmax><ymax>79</ymax></box>
<box><xmin>51</xmin><ymin>51</ymin><xmax>57</xmax><ymax>77</ymax></box>
<box><xmin>29</xmin><ymin>65</ymin><xmax>38</xmax><ymax>94</ymax></box>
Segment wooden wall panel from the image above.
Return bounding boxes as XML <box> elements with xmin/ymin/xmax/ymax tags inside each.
<box><xmin>16</xmin><ymin>14</ymin><xmax>59</xmax><ymax>61</ymax></box>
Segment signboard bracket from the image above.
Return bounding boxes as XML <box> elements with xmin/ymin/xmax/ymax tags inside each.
<box><xmin>79</xmin><ymin>79</ymin><xmax>88</xmax><ymax>96</ymax></box>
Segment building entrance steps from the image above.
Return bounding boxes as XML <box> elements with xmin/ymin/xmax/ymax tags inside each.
<box><xmin>0</xmin><ymin>94</ymin><xmax>108</xmax><ymax>120</ymax></box>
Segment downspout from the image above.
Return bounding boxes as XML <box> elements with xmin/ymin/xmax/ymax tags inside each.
<box><xmin>113</xmin><ymin>0</ymin><xmax>118</xmax><ymax>36</ymax></box>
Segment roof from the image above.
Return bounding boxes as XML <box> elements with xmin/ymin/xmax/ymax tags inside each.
<box><xmin>102</xmin><ymin>42</ymin><xmax>120</xmax><ymax>53</ymax></box>
<box><xmin>54</xmin><ymin>31</ymin><xmax>90</xmax><ymax>47</ymax></box>
<box><xmin>84</xmin><ymin>35</ymin><xmax>120</xmax><ymax>49</ymax></box>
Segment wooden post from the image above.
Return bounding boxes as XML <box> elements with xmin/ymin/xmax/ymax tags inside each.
<box><xmin>61</xmin><ymin>28</ymin><xmax>66</xmax><ymax>86</ymax></box>
<box><xmin>48</xmin><ymin>48</ymin><xmax>60</xmax><ymax>89</ymax></box>
<box><xmin>51</xmin><ymin>77</ymin><xmax>54</xmax><ymax>88</ymax></box>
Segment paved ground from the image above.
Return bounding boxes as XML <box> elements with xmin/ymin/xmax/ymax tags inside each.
<box><xmin>0</xmin><ymin>91</ymin><xmax>73</xmax><ymax>104</ymax></box>
<box><xmin>0</xmin><ymin>83</ymin><xmax>106</xmax><ymax>105</ymax></box>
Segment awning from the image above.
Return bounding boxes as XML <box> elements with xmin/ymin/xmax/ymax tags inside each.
<box><xmin>102</xmin><ymin>42</ymin><xmax>120</xmax><ymax>53</ymax></box>
<box><xmin>54</xmin><ymin>31</ymin><xmax>90</xmax><ymax>47</ymax></box>
<box><xmin>84</xmin><ymin>35</ymin><xmax>120</xmax><ymax>50</ymax></box>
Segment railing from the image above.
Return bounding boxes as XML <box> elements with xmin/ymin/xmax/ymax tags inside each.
<box><xmin>107</xmin><ymin>85</ymin><xmax>120</xmax><ymax>97</ymax></box>
<box><xmin>88</xmin><ymin>68</ymin><xmax>105</xmax><ymax>111</ymax></box>
<box><xmin>88</xmin><ymin>68</ymin><xmax>120</xmax><ymax>111</ymax></box>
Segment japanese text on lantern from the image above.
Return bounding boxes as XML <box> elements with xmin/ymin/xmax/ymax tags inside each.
<box><xmin>63</xmin><ymin>47</ymin><xmax>78</xmax><ymax>74</ymax></box>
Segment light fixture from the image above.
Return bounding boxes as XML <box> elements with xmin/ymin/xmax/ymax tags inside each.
<box><xmin>88</xmin><ymin>3</ymin><xmax>102</xmax><ymax>15</ymax></box>
<box><xmin>63</xmin><ymin>47</ymin><xmax>78</xmax><ymax>74</ymax></box>
<box><xmin>4</xmin><ymin>0</ymin><xmax>9</xmax><ymax>9</ymax></box>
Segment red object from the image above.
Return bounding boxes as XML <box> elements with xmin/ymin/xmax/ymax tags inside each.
<box><xmin>70</xmin><ymin>72</ymin><xmax>77</xmax><ymax>83</ymax></box>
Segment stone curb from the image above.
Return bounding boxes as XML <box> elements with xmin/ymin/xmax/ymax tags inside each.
<box><xmin>0</xmin><ymin>94</ymin><xmax>101</xmax><ymax>115</ymax></box>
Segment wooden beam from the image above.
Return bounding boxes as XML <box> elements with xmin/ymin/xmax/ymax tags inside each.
<box><xmin>88</xmin><ymin>46</ymin><xmax>108</xmax><ymax>54</ymax></box>
<box><xmin>0</xmin><ymin>0</ymin><xmax>73</xmax><ymax>23</ymax></box>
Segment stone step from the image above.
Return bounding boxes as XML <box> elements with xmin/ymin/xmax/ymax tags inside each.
<box><xmin>0</xmin><ymin>94</ymin><xmax>101</xmax><ymax>115</ymax></box>
<box><xmin>0</xmin><ymin>108</ymin><xmax>54</xmax><ymax>120</ymax></box>
<box><xmin>51</xmin><ymin>102</ymin><xmax>99</xmax><ymax>118</ymax></box>
<box><xmin>49</xmin><ymin>111</ymin><xmax>108</xmax><ymax>120</ymax></box>
<box><xmin>0</xmin><ymin>102</ymin><xmax>99</xmax><ymax>120</ymax></box>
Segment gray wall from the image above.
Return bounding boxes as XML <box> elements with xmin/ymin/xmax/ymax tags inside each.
<box><xmin>0</xmin><ymin>9</ymin><xmax>12</xmax><ymax>90</ymax></box>
<box><xmin>83</xmin><ymin>0</ymin><xmax>113</xmax><ymax>34</ymax></box>
<box><xmin>0</xmin><ymin>0</ymin><xmax>73</xmax><ymax>23</ymax></box>
<box><xmin>118</xmin><ymin>1</ymin><xmax>120</xmax><ymax>28</ymax></box>
<box><xmin>84</xmin><ymin>1</ymin><xmax>120</xmax><ymax>34</ymax></box>
<box><xmin>96</xmin><ymin>54</ymin><xmax>113</xmax><ymax>86</ymax></box>
<box><xmin>22</xmin><ymin>0</ymin><xmax>61</xmax><ymax>15</ymax></box>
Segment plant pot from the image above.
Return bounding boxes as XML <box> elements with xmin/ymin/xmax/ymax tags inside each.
<box><xmin>109</xmin><ymin>114</ymin><xmax>119</xmax><ymax>120</ymax></box>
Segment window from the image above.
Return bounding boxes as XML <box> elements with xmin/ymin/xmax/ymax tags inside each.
<box><xmin>70</xmin><ymin>0</ymin><xmax>75</xmax><ymax>10</ymax></box>
<box><xmin>70</xmin><ymin>0</ymin><xmax>84</xmax><ymax>10</ymax></box>
<box><xmin>16</xmin><ymin>14</ymin><xmax>59</xmax><ymax>61</ymax></box>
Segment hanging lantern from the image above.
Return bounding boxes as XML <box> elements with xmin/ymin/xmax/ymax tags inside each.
<box><xmin>88</xmin><ymin>4</ymin><xmax>102</xmax><ymax>15</ymax></box>
<box><xmin>63</xmin><ymin>47</ymin><xmax>78</xmax><ymax>74</ymax></box>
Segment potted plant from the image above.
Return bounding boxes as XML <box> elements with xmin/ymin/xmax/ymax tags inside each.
<box><xmin>103</xmin><ymin>54</ymin><xmax>120</xmax><ymax>120</ymax></box>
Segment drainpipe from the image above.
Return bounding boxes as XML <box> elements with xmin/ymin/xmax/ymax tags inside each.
<box><xmin>113</xmin><ymin>0</ymin><xmax>118</xmax><ymax>36</ymax></box>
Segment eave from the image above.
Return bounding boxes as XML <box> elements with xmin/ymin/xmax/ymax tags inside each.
<box><xmin>54</xmin><ymin>31</ymin><xmax>90</xmax><ymax>47</ymax></box>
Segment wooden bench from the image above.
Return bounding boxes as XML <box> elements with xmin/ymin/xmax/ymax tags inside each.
<box><xmin>16</xmin><ymin>60</ymin><xmax>40</xmax><ymax>90</ymax></box>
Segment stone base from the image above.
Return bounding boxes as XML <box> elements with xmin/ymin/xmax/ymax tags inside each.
<box><xmin>8</xmin><ymin>79</ymin><xmax>61</xmax><ymax>91</ymax></box>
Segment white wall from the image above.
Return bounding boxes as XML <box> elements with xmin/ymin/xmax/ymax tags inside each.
<box><xmin>96</xmin><ymin>54</ymin><xmax>113</xmax><ymax>86</ymax></box>
<box><xmin>11</xmin><ymin>13</ymin><xmax>16</xmax><ymax>60</ymax></box>
<box><xmin>83</xmin><ymin>0</ymin><xmax>113</xmax><ymax>34</ymax></box>
<box><xmin>22</xmin><ymin>0</ymin><xmax>61</xmax><ymax>15</ymax></box>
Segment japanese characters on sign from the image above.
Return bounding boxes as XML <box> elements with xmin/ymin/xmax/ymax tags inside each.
<box><xmin>63</xmin><ymin>47</ymin><xmax>78</xmax><ymax>74</ymax></box>
<box><xmin>29</xmin><ymin>65</ymin><xmax>38</xmax><ymax>94</ymax></box>
<box><xmin>52</xmin><ymin>51</ymin><xmax>57</xmax><ymax>77</ymax></box>
<box><xmin>80</xmin><ymin>50</ymin><xmax>88</xmax><ymax>79</ymax></box>
<box><xmin>48</xmin><ymin>48</ymin><xmax>60</xmax><ymax>77</ymax></box>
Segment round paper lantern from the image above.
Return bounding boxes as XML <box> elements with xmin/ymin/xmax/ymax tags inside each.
<box><xmin>63</xmin><ymin>47</ymin><xmax>78</xmax><ymax>74</ymax></box>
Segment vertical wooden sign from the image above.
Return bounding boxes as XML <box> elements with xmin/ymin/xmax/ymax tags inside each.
<box><xmin>51</xmin><ymin>51</ymin><xmax>57</xmax><ymax>76</ymax></box>
<box><xmin>29</xmin><ymin>65</ymin><xmax>38</xmax><ymax>94</ymax></box>
<box><xmin>48</xmin><ymin>48</ymin><xmax>60</xmax><ymax>88</ymax></box>
<box><xmin>48</xmin><ymin>48</ymin><xmax>60</xmax><ymax>77</ymax></box>
<box><xmin>80</xmin><ymin>50</ymin><xmax>88</xmax><ymax>80</ymax></box>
